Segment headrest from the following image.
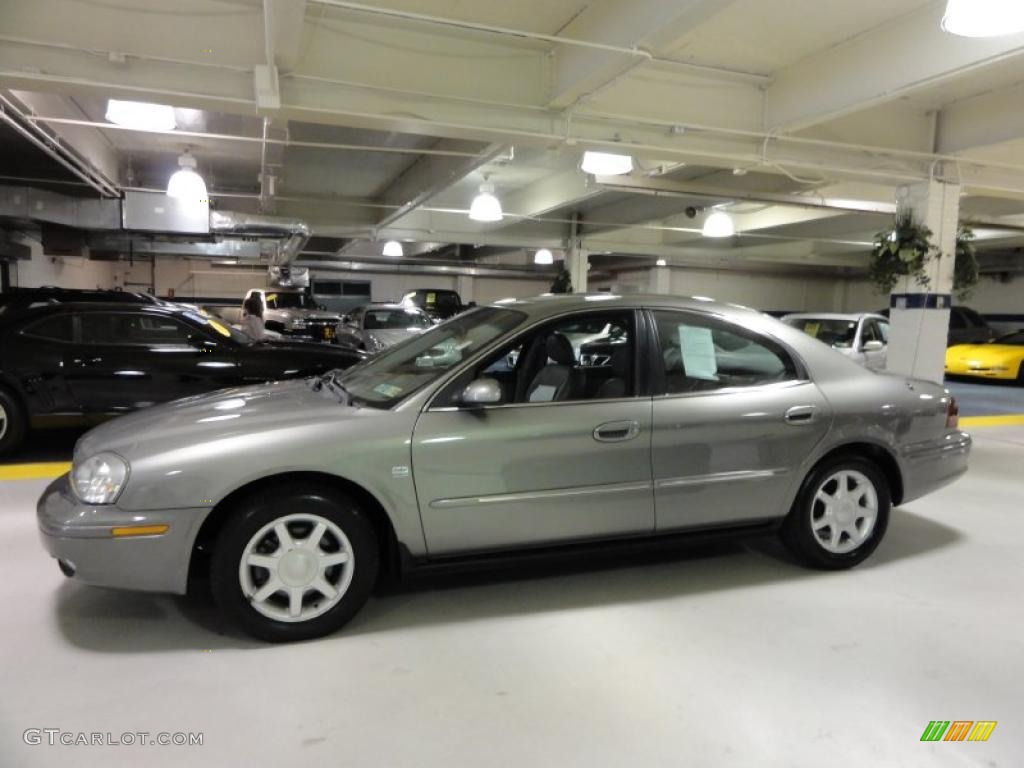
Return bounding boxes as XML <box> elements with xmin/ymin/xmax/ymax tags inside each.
<box><xmin>546</xmin><ymin>332</ymin><xmax>575</xmax><ymax>366</ymax></box>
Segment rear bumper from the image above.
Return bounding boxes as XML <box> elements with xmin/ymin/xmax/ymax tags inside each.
<box><xmin>36</xmin><ymin>474</ymin><xmax>209</xmax><ymax>594</ymax></box>
<box><xmin>901</xmin><ymin>431</ymin><xmax>972</xmax><ymax>504</ymax></box>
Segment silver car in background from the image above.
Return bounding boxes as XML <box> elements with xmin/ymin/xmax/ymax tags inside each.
<box><xmin>335</xmin><ymin>303</ymin><xmax>433</xmax><ymax>353</ymax></box>
<box><xmin>38</xmin><ymin>294</ymin><xmax>970</xmax><ymax>642</ymax></box>
<box><xmin>782</xmin><ymin>312</ymin><xmax>890</xmax><ymax>371</ymax></box>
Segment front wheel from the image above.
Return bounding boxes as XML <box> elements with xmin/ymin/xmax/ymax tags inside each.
<box><xmin>211</xmin><ymin>484</ymin><xmax>379</xmax><ymax>642</ymax></box>
<box><xmin>781</xmin><ymin>457</ymin><xmax>890</xmax><ymax>570</ymax></box>
<box><xmin>0</xmin><ymin>388</ymin><xmax>28</xmax><ymax>456</ymax></box>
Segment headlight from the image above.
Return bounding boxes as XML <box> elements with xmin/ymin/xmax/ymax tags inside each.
<box><xmin>71</xmin><ymin>452</ymin><xmax>129</xmax><ymax>505</ymax></box>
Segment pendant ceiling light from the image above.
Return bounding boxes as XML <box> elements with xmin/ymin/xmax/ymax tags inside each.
<box><xmin>382</xmin><ymin>240</ymin><xmax>404</xmax><ymax>257</ymax></box>
<box><xmin>166</xmin><ymin>150</ymin><xmax>207</xmax><ymax>203</ymax></box>
<box><xmin>581</xmin><ymin>151</ymin><xmax>634</xmax><ymax>176</ymax></box>
<box><xmin>941</xmin><ymin>0</ymin><xmax>1024</xmax><ymax>37</ymax></box>
<box><xmin>534</xmin><ymin>248</ymin><xmax>554</xmax><ymax>265</ymax></box>
<box><xmin>105</xmin><ymin>99</ymin><xmax>177</xmax><ymax>131</ymax></box>
<box><xmin>656</xmin><ymin>258</ymin><xmax>667</xmax><ymax>267</ymax></box>
<box><xmin>469</xmin><ymin>179</ymin><xmax>503</xmax><ymax>222</ymax></box>
<box><xmin>702</xmin><ymin>210</ymin><xmax>735</xmax><ymax>238</ymax></box>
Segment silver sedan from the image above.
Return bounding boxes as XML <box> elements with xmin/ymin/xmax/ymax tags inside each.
<box><xmin>334</xmin><ymin>303</ymin><xmax>433</xmax><ymax>353</ymax></box>
<box><xmin>38</xmin><ymin>294</ymin><xmax>971</xmax><ymax>641</ymax></box>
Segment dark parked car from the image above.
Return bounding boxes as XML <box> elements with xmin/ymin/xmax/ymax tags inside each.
<box><xmin>401</xmin><ymin>288</ymin><xmax>468</xmax><ymax>321</ymax></box>
<box><xmin>0</xmin><ymin>286</ymin><xmax>159</xmax><ymax>317</ymax></box>
<box><xmin>0</xmin><ymin>302</ymin><xmax>364</xmax><ymax>454</ymax></box>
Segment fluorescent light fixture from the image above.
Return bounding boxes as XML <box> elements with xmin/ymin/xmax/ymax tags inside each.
<box><xmin>655</xmin><ymin>258</ymin><xmax>667</xmax><ymax>267</ymax></box>
<box><xmin>941</xmin><ymin>0</ymin><xmax>1024</xmax><ymax>37</ymax></box>
<box><xmin>105</xmin><ymin>99</ymin><xmax>177</xmax><ymax>131</ymax></box>
<box><xmin>581</xmin><ymin>151</ymin><xmax>633</xmax><ymax>176</ymax></box>
<box><xmin>382</xmin><ymin>240</ymin><xmax>404</xmax><ymax>257</ymax></box>
<box><xmin>469</xmin><ymin>181</ymin><xmax>503</xmax><ymax>222</ymax></box>
<box><xmin>166</xmin><ymin>150</ymin><xmax>207</xmax><ymax>203</ymax></box>
<box><xmin>702</xmin><ymin>210</ymin><xmax>735</xmax><ymax>238</ymax></box>
<box><xmin>534</xmin><ymin>248</ymin><xmax>554</xmax><ymax>265</ymax></box>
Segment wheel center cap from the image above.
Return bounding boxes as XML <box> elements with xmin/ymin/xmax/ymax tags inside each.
<box><xmin>278</xmin><ymin>549</ymin><xmax>318</xmax><ymax>587</ymax></box>
<box><xmin>835</xmin><ymin>500</ymin><xmax>856</xmax><ymax>525</ymax></box>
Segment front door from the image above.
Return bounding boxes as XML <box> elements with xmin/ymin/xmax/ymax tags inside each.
<box><xmin>648</xmin><ymin>310</ymin><xmax>832</xmax><ymax>531</ymax></box>
<box><xmin>411</xmin><ymin>309</ymin><xmax>654</xmax><ymax>555</ymax></box>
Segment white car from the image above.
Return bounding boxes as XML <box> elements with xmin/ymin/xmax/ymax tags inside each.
<box><xmin>781</xmin><ymin>313</ymin><xmax>890</xmax><ymax>371</ymax></box>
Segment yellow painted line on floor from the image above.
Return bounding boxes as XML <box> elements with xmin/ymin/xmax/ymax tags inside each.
<box><xmin>960</xmin><ymin>414</ymin><xmax>1024</xmax><ymax>428</ymax></box>
<box><xmin>0</xmin><ymin>462</ymin><xmax>71</xmax><ymax>481</ymax></box>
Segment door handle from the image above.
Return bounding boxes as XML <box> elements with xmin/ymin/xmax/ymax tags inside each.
<box><xmin>593</xmin><ymin>420</ymin><xmax>641</xmax><ymax>443</ymax></box>
<box><xmin>784</xmin><ymin>405</ymin><xmax>818</xmax><ymax>425</ymax></box>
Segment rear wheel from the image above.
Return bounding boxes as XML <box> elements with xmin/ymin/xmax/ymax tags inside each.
<box><xmin>782</xmin><ymin>456</ymin><xmax>890</xmax><ymax>569</ymax></box>
<box><xmin>0</xmin><ymin>388</ymin><xmax>28</xmax><ymax>456</ymax></box>
<box><xmin>211</xmin><ymin>484</ymin><xmax>379</xmax><ymax>642</ymax></box>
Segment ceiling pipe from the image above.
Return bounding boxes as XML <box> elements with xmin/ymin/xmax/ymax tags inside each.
<box><xmin>209</xmin><ymin>210</ymin><xmax>311</xmax><ymax>265</ymax></box>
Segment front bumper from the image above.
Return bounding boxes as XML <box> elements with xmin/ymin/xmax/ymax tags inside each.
<box><xmin>945</xmin><ymin>364</ymin><xmax>1016</xmax><ymax>380</ymax></box>
<box><xmin>901</xmin><ymin>431</ymin><xmax>972</xmax><ymax>504</ymax></box>
<box><xmin>37</xmin><ymin>474</ymin><xmax>210</xmax><ymax>594</ymax></box>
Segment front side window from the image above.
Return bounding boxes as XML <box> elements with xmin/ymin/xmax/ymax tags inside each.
<box><xmin>436</xmin><ymin>310</ymin><xmax>636</xmax><ymax>407</ymax></box>
<box><xmin>265</xmin><ymin>292</ymin><xmax>310</xmax><ymax>310</ymax></box>
<box><xmin>652</xmin><ymin>310</ymin><xmax>798</xmax><ymax>394</ymax></box>
<box><xmin>336</xmin><ymin>307</ymin><xmax>526</xmax><ymax>408</ymax></box>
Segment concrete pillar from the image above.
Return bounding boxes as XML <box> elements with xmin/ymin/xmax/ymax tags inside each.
<box><xmin>567</xmin><ymin>246</ymin><xmax>589</xmax><ymax>293</ymax></box>
<box><xmin>456</xmin><ymin>274</ymin><xmax>474</xmax><ymax>304</ymax></box>
<box><xmin>648</xmin><ymin>264</ymin><xmax>671</xmax><ymax>294</ymax></box>
<box><xmin>885</xmin><ymin>180</ymin><xmax>960</xmax><ymax>383</ymax></box>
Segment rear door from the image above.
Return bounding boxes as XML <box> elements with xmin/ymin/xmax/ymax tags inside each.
<box><xmin>4</xmin><ymin>312</ymin><xmax>78</xmax><ymax>413</ymax></box>
<box><xmin>648</xmin><ymin>309</ymin><xmax>831</xmax><ymax>531</ymax></box>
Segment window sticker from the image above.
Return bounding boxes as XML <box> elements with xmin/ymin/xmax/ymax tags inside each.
<box><xmin>426</xmin><ymin>292</ymin><xmax>436</xmax><ymax>305</ymax></box>
<box><xmin>207</xmin><ymin>319</ymin><xmax>231</xmax><ymax>338</ymax></box>
<box><xmin>372</xmin><ymin>382</ymin><xmax>404</xmax><ymax>398</ymax></box>
<box><xmin>804</xmin><ymin>322</ymin><xmax>821</xmax><ymax>338</ymax></box>
<box><xmin>678</xmin><ymin>324</ymin><xmax>719</xmax><ymax>381</ymax></box>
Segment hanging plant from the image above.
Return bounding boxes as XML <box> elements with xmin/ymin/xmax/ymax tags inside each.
<box><xmin>868</xmin><ymin>211</ymin><xmax>937</xmax><ymax>294</ymax></box>
<box><xmin>953</xmin><ymin>225</ymin><xmax>980</xmax><ymax>301</ymax></box>
<box><xmin>550</xmin><ymin>268</ymin><xmax>572</xmax><ymax>294</ymax></box>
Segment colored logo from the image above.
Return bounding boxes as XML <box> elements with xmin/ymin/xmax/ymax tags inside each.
<box><xmin>921</xmin><ymin>721</ymin><xmax>996</xmax><ymax>742</ymax></box>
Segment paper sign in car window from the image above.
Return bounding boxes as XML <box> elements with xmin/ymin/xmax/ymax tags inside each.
<box><xmin>678</xmin><ymin>324</ymin><xmax>719</xmax><ymax>381</ymax></box>
<box><xmin>372</xmin><ymin>383</ymin><xmax>403</xmax><ymax>398</ymax></box>
<box><xmin>207</xmin><ymin>319</ymin><xmax>232</xmax><ymax>338</ymax></box>
<box><xmin>426</xmin><ymin>292</ymin><xmax>436</xmax><ymax>305</ymax></box>
<box><xmin>803</xmin><ymin>322</ymin><xmax>821</xmax><ymax>338</ymax></box>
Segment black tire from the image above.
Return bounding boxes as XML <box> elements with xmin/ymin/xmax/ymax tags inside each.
<box><xmin>781</xmin><ymin>455</ymin><xmax>890</xmax><ymax>570</ymax></box>
<box><xmin>211</xmin><ymin>483</ymin><xmax>379</xmax><ymax>642</ymax></box>
<box><xmin>0</xmin><ymin>387</ymin><xmax>28</xmax><ymax>456</ymax></box>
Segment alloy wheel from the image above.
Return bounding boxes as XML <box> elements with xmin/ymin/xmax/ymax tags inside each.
<box><xmin>238</xmin><ymin>513</ymin><xmax>355</xmax><ymax>623</ymax></box>
<box><xmin>0</xmin><ymin>402</ymin><xmax>7</xmax><ymax>442</ymax></box>
<box><xmin>810</xmin><ymin>469</ymin><xmax>879</xmax><ymax>554</ymax></box>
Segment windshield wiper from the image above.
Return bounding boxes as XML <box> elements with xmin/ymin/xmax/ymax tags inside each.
<box><xmin>312</xmin><ymin>370</ymin><xmax>355</xmax><ymax>406</ymax></box>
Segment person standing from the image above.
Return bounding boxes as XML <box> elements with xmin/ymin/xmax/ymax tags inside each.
<box><xmin>241</xmin><ymin>294</ymin><xmax>267</xmax><ymax>340</ymax></box>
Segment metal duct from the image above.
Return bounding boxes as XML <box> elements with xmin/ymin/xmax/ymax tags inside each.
<box><xmin>298</xmin><ymin>256</ymin><xmax>554</xmax><ymax>280</ymax></box>
<box><xmin>0</xmin><ymin>185</ymin><xmax>120</xmax><ymax>229</ymax></box>
<box><xmin>209</xmin><ymin>210</ymin><xmax>311</xmax><ymax>265</ymax></box>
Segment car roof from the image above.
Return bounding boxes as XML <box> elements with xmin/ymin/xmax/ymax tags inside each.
<box><xmin>362</xmin><ymin>303</ymin><xmax>424</xmax><ymax>311</ymax></box>
<box><xmin>481</xmin><ymin>292</ymin><xmax>768</xmax><ymax>322</ymax></box>
<box><xmin>781</xmin><ymin>312</ymin><xmax>880</xmax><ymax>321</ymax></box>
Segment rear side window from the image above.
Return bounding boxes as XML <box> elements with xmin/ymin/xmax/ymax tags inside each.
<box><xmin>652</xmin><ymin>310</ymin><xmax>798</xmax><ymax>394</ymax></box>
<box><xmin>79</xmin><ymin>313</ymin><xmax>194</xmax><ymax>345</ymax></box>
<box><xmin>20</xmin><ymin>313</ymin><xmax>73</xmax><ymax>342</ymax></box>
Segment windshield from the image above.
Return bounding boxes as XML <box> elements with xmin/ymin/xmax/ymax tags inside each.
<box><xmin>784</xmin><ymin>317</ymin><xmax>858</xmax><ymax>348</ymax></box>
<box><xmin>265</xmin><ymin>292</ymin><xmax>311</xmax><ymax>310</ymax></box>
<box><xmin>337</xmin><ymin>307</ymin><xmax>526</xmax><ymax>407</ymax></box>
<box><xmin>994</xmin><ymin>331</ymin><xmax>1024</xmax><ymax>346</ymax></box>
<box><xmin>363</xmin><ymin>308</ymin><xmax>432</xmax><ymax>330</ymax></box>
<box><xmin>180</xmin><ymin>310</ymin><xmax>252</xmax><ymax>345</ymax></box>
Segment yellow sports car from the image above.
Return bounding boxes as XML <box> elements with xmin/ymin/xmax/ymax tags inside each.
<box><xmin>945</xmin><ymin>331</ymin><xmax>1024</xmax><ymax>382</ymax></box>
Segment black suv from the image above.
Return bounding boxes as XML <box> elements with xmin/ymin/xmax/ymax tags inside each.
<box><xmin>0</xmin><ymin>287</ymin><xmax>159</xmax><ymax>318</ymax></box>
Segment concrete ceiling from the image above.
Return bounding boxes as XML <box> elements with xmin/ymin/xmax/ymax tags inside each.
<box><xmin>2</xmin><ymin>0</ymin><xmax>1024</xmax><ymax>274</ymax></box>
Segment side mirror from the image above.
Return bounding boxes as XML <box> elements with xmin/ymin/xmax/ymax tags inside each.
<box><xmin>459</xmin><ymin>377</ymin><xmax>502</xmax><ymax>407</ymax></box>
<box><xmin>862</xmin><ymin>340</ymin><xmax>884</xmax><ymax>352</ymax></box>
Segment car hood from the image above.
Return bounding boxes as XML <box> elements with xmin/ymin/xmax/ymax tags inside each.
<box><xmin>75</xmin><ymin>379</ymin><xmax>361</xmax><ymax>461</ymax></box>
<box><xmin>365</xmin><ymin>328</ymin><xmax>423</xmax><ymax>348</ymax></box>
<box><xmin>266</xmin><ymin>308</ymin><xmax>339</xmax><ymax>321</ymax></box>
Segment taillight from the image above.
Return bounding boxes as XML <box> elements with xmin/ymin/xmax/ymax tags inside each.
<box><xmin>946</xmin><ymin>397</ymin><xmax>959</xmax><ymax>429</ymax></box>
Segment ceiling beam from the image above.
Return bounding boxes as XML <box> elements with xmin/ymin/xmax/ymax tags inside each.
<box><xmin>548</xmin><ymin>0</ymin><xmax>739</xmax><ymax>108</ymax></box>
<box><xmin>764</xmin><ymin>3</ymin><xmax>1024</xmax><ymax>133</ymax></box>
<box><xmin>936</xmin><ymin>81</ymin><xmax>1024</xmax><ymax>154</ymax></box>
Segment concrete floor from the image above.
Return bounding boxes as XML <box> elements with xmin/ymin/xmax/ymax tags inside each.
<box><xmin>2</xmin><ymin>429</ymin><xmax>1022</xmax><ymax>767</ymax></box>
